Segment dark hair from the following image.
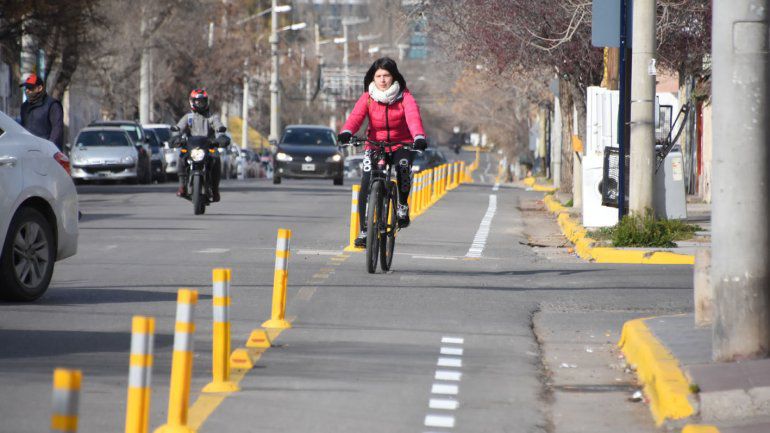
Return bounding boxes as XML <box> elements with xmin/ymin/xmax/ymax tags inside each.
<box><xmin>363</xmin><ymin>57</ymin><xmax>407</xmax><ymax>92</ymax></box>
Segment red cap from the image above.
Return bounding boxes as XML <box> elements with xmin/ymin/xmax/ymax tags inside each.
<box><xmin>20</xmin><ymin>73</ymin><xmax>43</xmax><ymax>88</ymax></box>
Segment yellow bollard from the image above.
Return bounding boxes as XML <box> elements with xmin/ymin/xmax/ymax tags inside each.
<box><xmin>154</xmin><ymin>289</ymin><xmax>198</xmax><ymax>433</ymax></box>
<box><xmin>203</xmin><ymin>269</ymin><xmax>239</xmax><ymax>393</ymax></box>
<box><xmin>125</xmin><ymin>316</ymin><xmax>155</xmax><ymax>433</ymax></box>
<box><xmin>262</xmin><ymin>229</ymin><xmax>292</xmax><ymax>329</ymax></box>
<box><xmin>343</xmin><ymin>185</ymin><xmax>363</xmax><ymax>252</ymax></box>
<box><xmin>51</xmin><ymin>368</ymin><xmax>82</xmax><ymax>433</ymax></box>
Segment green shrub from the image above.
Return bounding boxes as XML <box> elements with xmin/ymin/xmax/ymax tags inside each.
<box><xmin>565</xmin><ymin>199</ymin><xmax>574</xmax><ymax>207</ymax></box>
<box><xmin>589</xmin><ymin>210</ymin><xmax>701</xmax><ymax>247</ymax></box>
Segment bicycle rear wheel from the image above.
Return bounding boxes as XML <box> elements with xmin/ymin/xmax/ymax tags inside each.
<box><xmin>380</xmin><ymin>183</ymin><xmax>397</xmax><ymax>271</ymax></box>
<box><xmin>366</xmin><ymin>182</ymin><xmax>382</xmax><ymax>274</ymax></box>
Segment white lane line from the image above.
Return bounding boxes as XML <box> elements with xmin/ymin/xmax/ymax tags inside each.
<box><xmin>196</xmin><ymin>248</ymin><xmax>230</xmax><ymax>254</ymax></box>
<box><xmin>440</xmin><ymin>347</ymin><xmax>464</xmax><ymax>356</ymax></box>
<box><xmin>435</xmin><ymin>370</ymin><xmax>462</xmax><ymax>381</ymax></box>
<box><xmin>442</xmin><ymin>337</ymin><xmax>464</xmax><ymax>344</ymax></box>
<box><xmin>429</xmin><ymin>398</ymin><xmax>460</xmax><ymax>410</ymax></box>
<box><xmin>296</xmin><ymin>249</ymin><xmax>342</xmax><ymax>255</ymax></box>
<box><xmin>465</xmin><ymin>194</ymin><xmax>497</xmax><ymax>258</ymax></box>
<box><xmin>425</xmin><ymin>414</ymin><xmax>455</xmax><ymax>428</ymax></box>
<box><xmin>437</xmin><ymin>357</ymin><xmax>462</xmax><ymax>368</ymax></box>
<box><xmin>493</xmin><ymin>182</ymin><xmax>500</xmax><ymax>191</ymax></box>
<box><xmin>411</xmin><ymin>255</ymin><xmax>458</xmax><ymax>260</ymax></box>
<box><xmin>431</xmin><ymin>383</ymin><xmax>459</xmax><ymax>395</ymax></box>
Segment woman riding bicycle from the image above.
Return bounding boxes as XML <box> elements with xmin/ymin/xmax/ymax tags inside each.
<box><xmin>337</xmin><ymin>57</ymin><xmax>428</xmax><ymax>248</ymax></box>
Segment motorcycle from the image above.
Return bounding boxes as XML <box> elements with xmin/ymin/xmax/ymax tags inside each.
<box><xmin>170</xmin><ymin>126</ymin><xmax>229</xmax><ymax>215</ymax></box>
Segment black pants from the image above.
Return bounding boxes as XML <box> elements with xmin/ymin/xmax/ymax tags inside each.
<box><xmin>358</xmin><ymin>148</ymin><xmax>413</xmax><ymax>232</ymax></box>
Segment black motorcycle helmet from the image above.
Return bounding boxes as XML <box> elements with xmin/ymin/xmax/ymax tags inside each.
<box><xmin>189</xmin><ymin>88</ymin><xmax>209</xmax><ymax>113</ymax></box>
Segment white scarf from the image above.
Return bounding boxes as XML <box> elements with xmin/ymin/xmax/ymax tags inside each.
<box><xmin>368</xmin><ymin>81</ymin><xmax>401</xmax><ymax>105</ymax></box>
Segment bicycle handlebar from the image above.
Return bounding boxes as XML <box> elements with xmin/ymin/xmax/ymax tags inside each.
<box><xmin>340</xmin><ymin>136</ymin><xmax>421</xmax><ymax>153</ymax></box>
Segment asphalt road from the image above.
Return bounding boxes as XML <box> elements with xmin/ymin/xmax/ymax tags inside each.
<box><xmin>0</xmin><ymin>149</ymin><xmax>694</xmax><ymax>433</ymax></box>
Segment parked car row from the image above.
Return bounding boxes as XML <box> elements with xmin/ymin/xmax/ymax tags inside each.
<box><xmin>65</xmin><ymin>121</ymin><xmax>263</xmax><ymax>184</ymax></box>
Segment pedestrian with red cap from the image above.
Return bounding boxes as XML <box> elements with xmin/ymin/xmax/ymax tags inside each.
<box><xmin>19</xmin><ymin>73</ymin><xmax>64</xmax><ymax>150</ymax></box>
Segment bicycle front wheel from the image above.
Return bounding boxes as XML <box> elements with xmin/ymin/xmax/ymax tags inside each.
<box><xmin>366</xmin><ymin>181</ymin><xmax>382</xmax><ymax>274</ymax></box>
<box><xmin>380</xmin><ymin>183</ymin><xmax>397</xmax><ymax>271</ymax></box>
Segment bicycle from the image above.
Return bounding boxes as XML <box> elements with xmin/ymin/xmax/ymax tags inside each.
<box><xmin>344</xmin><ymin>137</ymin><xmax>417</xmax><ymax>273</ymax></box>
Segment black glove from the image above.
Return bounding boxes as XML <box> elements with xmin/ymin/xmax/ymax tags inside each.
<box><xmin>414</xmin><ymin>137</ymin><xmax>427</xmax><ymax>151</ymax></box>
<box><xmin>338</xmin><ymin>132</ymin><xmax>352</xmax><ymax>144</ymax></box>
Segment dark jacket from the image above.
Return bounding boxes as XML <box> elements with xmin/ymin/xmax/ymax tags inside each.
<box><xmin>20</xmin><ymin>93</ymin><xmax>64</xmax><ymax>149</ymax></box>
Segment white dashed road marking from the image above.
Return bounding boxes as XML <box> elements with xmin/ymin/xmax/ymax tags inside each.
<box><xmin>440</xmin><ymin>347</ymin><xmax>464</xmax><ymax>356</ymax></box>
<box><xmin>435</xmin><ymin>370</ymin><xmax>462</xmax><ymax>381</ymax></box>
<box><xmin>431</xmin><ymin>383</ymin><xmax>459</xmax><ymax>395</ymax></box>
<box><xmin>437</xmin><ymin>357</ymin><xmax>462</xmax><ymax>368</ymax></box>
<box><xmin>429</xmin><ymin>398</ymin><xmax>459</xmax><ymax>410</ymax></box>
<box><xmin>424</xmin><ymin>414</ymin><xmax>456</xmax><ymax>428</ymax></box>
<box><xmin>442</xmin><ymin>337</ymin><xmax>464</xmax><ymax>344</ymax></box>
<box><xmin>465</xmin><ymin>194</ymin><xmax>497</xmax><ymax>258</ymax></box>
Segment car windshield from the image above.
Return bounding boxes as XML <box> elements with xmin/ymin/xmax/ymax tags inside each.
<box><xmin>119</xmin><ymin>125</ymin><xmax>141</xmax><ymax>143</ymax></box>
<box><xmin>77</xmin><ymin>131</ymin><xmax>131</xmax><ymax>147</ymax></box>
<box><xmin>281</xmin><ymin>129</ymin><xmax>335</xmax><ymax>146</ymax></box>
<box><xmin>150</xmin><ymin>127</ymin><xmax>171</xmax><ymax>143</ymax></box>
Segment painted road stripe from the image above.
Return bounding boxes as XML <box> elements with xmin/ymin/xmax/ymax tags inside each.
<box><xmin>425</xmin><ymin>414</ymin><xmax>455</xmax><ymax>428</ymax></box>
<box><xmin>296</xmin><ymin>249</ymin><xmax>342</xmax><ymax>255</ymax></box>
<box><xmin>435</xmin><ymin>370</ymin><xmax>462</xmax><ymax>381</ymax></box>
<box><xmin>431</xmin><ymin>383</ymin><xmax>459</xmax><ymax>395</ymax></box>
<box><xmin>437</xmin><ymin>357</ymin><xmax>462</xmax><ymax>368</ymax></box>
<box><xmin>442</xmin><ymin>337</ymin><xmax>464</xmax><ymax>344</ymax></box>
<box><xmin>465</xmin><ymin>194</ymin><xmax>497</xmax><ymax>258</ymax></box>
<box><xmin>441</xmin><ymin>347</ymin><xmax>464</xmax><ymax>356</ymax></box>
<box><xmin>196</xmin><ymin>248</ymin><xmax>230</xmax><ymax>254</ymax></box>
<box><xmin>429</xmin><ymin>398</ymin><xmax>459</xmax><ymax>410</ymax></box>
<box><xmin>411</xmin><ymin>255</ymin><xmax>458</xmax><ymax>260</ymax></box>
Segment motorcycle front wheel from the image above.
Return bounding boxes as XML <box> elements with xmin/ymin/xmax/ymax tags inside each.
<box><xmin>192</xmin><ymin>173</ymin><xmax>205</xmax><ymax>215</ymax></box>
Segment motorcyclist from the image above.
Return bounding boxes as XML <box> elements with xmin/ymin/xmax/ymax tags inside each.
<box><xmin>173</xmin><ymin>88</ymin><xmax>228</xmax><ymax>202</ymax></box>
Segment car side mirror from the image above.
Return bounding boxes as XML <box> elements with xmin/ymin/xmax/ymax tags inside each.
<box><xmin>170</xmin><ymin>126</ymin><xmax>180</xmax><ymax>132</ymax></box>
<box><xmin>217</xmin><ymin>126</ymin><xmax>227</xmax><ymax>133</ymax></box>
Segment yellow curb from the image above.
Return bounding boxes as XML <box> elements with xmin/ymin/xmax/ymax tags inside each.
<box><xmin>542</xmin><ymin>194</ymin><xmax>695</xmax><ymax>265</ymax></box>
<box><xmin>618</xmin><ymin>318</ymin><xmax>696</xmax><ymax>426</ymax></box>
<box><xmin>682</xmin><ymin>426</ymin><xmax>720</xmax><ymax>433</ymax></box>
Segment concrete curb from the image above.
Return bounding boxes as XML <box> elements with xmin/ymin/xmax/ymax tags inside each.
<box><xmin>618</xmin><ymin>318</ymin><xmax>696</xmax><ymax>426</ymax></box>
<box><xmin>540</xmin><ymin>194</ymin><xmax>695</xmax><ymax>265</ymax></box>
<box><xmin>523</xmin><ymin>176</ymin><xmax>558</xmax><ymax>193</ymax></box>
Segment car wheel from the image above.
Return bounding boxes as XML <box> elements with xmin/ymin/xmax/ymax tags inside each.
<box><xmin>273</xmin><ymin>175</ymin><xmax>281</xmax><ymax>184</ymax></box>
<box><xmin>0</xmin><ymin>207</ymin><xmax>56</xmax><ymax>301</ymax></box>
<box><xmin>334</xmin><ymin>176</ymin><xmax>344</xmax><ymax>186</ymax></box>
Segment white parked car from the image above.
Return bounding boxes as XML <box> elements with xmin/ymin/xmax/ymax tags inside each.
<box><xmin>0</xmin><ymin>111</ymin><xmax>78</xmax><ymax>301</ymax></box>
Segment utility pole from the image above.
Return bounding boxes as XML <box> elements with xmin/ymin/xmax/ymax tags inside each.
<box><xmin>139</xmin><ymin>5</ymin><xmax>151</xmax><ymax>124</ymax></box>
<box><xmin>711</xmin><ymin>0</ymin><xmax>770</xmax><ymax>362</ymax></box>
<box><xmin>269</xmin><ymin>0</ymin><xmax>280</xmax><ymax>142</ymax></box>
<box><xmin>629</xmin><ymin>0</ymin><xmax>656</xmax><ymax>215</ymax></box>
<box><xmin>242</xmin><ymin>58</ymin><xmax>249</xmax><ymax>149</ymax></box>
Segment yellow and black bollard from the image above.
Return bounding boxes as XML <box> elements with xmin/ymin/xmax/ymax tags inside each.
<box><xmin>203</xmin><ymin>269</ymin><xmax>239</xmax><ymax>393</ymax></box>
<box><xmin>51</xmin><ymin>368</ymin><xmax>82</xmax><ymax>433</ymax></box>
<box><xmin>262</xmin><ymin>229</ymin><xmax>292</xmax><ymax>329</ymax></box>
<box><xmin>344</xmin><ymin>185</ymin><xmax>363</xmax><ymax>251</ymax></box>
<box><xmin>154</xmin><ymin>289</ymin><xmax>198</xmax><ymax>433</ymax></box>
<box><xmin>125</xmin><ymin>316</ymin><xmax>155</xmax><ymax>433</ymax></box>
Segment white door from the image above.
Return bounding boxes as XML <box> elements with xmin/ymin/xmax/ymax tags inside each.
<box><xmin>0</xmin><ymin>130</ymin><xmax>25</xmax><ymax>236</ymax></box>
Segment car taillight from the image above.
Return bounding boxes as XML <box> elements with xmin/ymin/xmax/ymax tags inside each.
<box><xmin>54</xmin><ymin>152</ymin><xmax>71</xmax><ymax>175</ymax></box>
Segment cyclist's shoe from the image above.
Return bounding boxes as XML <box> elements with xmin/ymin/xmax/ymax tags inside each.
<box><xmin>354</xmin><ymin>231</ymin><xmax>367</xmax><ymax>248</ymax></box>
<box><xmin>397</xmin><ymin>204</ymin><xmax>410</xmax><ymax>228</ymax></box>
<box><xmin>212</xmin><ymin>190</ymin><xmax>221</xmax><ymax>202</ymax></box>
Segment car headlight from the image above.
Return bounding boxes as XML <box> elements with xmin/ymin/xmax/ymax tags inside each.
<box><xmin>73</xmin><ymin>156</ymin><xmax>86</xmax><ymax>165</ymax></box>
<box><xmin>191</xmin><ymin>148</ymin><xmax>206</xmax><ymax>162</ymax></box>
<box><xmin>122</xmin><ymin>156</ymin><xmax>135</xmax><ymax>164</ymax></box>
<box><xmin>412</xmin><ymin>165</ymin><xmax>421</xmax><ymax>172</ymax></box>
<box><xmin>327</xmin><ymin>154</ymin><xmax>342</xmax><ymax>163</ymax></box>
<box><xmin>276</xmin><ymin>152</ymin><xmax>292</xmax><ymax>162</ymax></box>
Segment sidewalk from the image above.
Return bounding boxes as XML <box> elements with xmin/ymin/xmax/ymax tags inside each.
<box><xmin>619</xmin><ymin>314</ymin><xmax>770</xmax><ymax>433</ymax></box>
<box><xmin>518</xmin><ymin>177</ymin><xmax>709</xmax><ymax>264</ymax></box>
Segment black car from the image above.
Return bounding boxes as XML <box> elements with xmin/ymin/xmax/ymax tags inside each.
<box><xmin>273</xmin><ymin>125</ymin><xmax>344</xmax><ymax>185</ymax></box>
<box><xmin>412</xmin><ymin>147</ymin><xmax>447</xmax><ymax>173</ymax></box>
<box><xmin>89</xmin><ymin>120</ymin><xmax>153</xmax><ymax>184</ymax></box>
<box><xmin>144</xmin><ymin>128</ymin><xmax>168</xmax><ymax>182</ymax></box>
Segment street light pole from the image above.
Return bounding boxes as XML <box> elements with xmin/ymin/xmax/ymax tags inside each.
<box><xmin>242</xmin><ymin>58</ymin><xmax>249</xmax><ymax>149</ymax></box>
<box><xmin>269</xmin><ymin>0</ymin><xmax>280</xmax><ymax>142</ymax></box>
<box><xmin>711</xmin><ymin>0</ymin><xmax>770</xmax><ymax>362</ymax></box>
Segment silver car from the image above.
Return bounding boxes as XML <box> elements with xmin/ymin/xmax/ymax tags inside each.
<box><xmin>0</xmin><ymin>110</ymin><xmax>78</xmax><ymax>301</ymax></box>
<box><xmin>69</xmin><ymin>127</ymin><xmax>146</xmax><ymax>183</ymax></box>
<box><xmin>144</xmin><ymin>123</ymin><xmax>179</xmax><ymax>179</ymax></box>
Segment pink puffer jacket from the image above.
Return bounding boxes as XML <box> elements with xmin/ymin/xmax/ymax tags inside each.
<box><xmin>341</xmin><ymin>89</ymin><xmax>426</xmax><ymax>150</ymax></box>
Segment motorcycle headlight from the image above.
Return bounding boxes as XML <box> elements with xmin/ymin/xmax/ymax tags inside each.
<box><xmin>122</xmin><ymin>156</ymin><xmax>135</xmax><ymax>164</ymax></box>
<box><xmin>412</xmin><ymin>165</ymin><xmax>421</xmax><ymax>172</ymax></box>
<box><xmin>191</xmin><ymin>148</ymin><xmax>206</xmax><ymax>162</ymax></box>
<box><xmin>327</xmin><ymin>154</ymin><xmax>342</xmax><ymax>163</ymax></box>
<box><xmin>276</xmin><ymin>152</ymin><xmax>292</xmax><ymax>162</ymax></box>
